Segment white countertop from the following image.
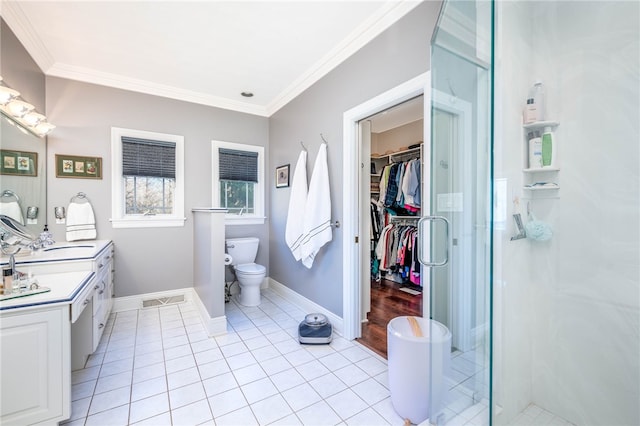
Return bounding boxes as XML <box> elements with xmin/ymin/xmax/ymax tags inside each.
<box><xmin>1</xmin><ymin>240</ymin><xmax>111</xmax><ymax>267</ymax></box>
<box><xmin>0</xmin><ymin>270</ymin><xmax>94</xmax><ymax>312</ymax></box>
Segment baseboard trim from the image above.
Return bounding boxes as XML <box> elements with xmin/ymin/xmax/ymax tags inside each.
<box><xmin>268</xmin><ymin>278</ymin><xmax>344</xmax><ymax>337</ymax></box>
<box><xmin>113</xmin><ymin>287</ymin><xmax>227</xmax><ymax>336</ymax></box>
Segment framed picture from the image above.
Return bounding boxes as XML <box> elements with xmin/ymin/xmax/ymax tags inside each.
<box><xmin>55</xmin><ymin>154</ymin><xmax>102</xmax><ymax>179</ymax></box>
<box><xmin>0</xmin><ymin>149</ymin><xmax>37</xmax><ymax>176</ymax></box>
<box><xmin>275</xmin><ymin>164</ymin><xmax>290</xmax><ymax>188</ymax></box>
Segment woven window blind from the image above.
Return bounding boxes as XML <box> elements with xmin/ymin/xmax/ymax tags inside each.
<box><xmin>122</xmin><ymin>137</ymin><xmax>176</xmax><ymax>179</ymax></box>
<box><xmin>219</xmin><ymin>148</ymin><xmax>258</xmax><ymax>182</ymax></box>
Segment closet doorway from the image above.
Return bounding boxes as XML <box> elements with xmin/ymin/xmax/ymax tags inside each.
<box><xmin>357</xmin><ymin>96</ymin><xmax>425</xmax><ymax>358</ymax></box>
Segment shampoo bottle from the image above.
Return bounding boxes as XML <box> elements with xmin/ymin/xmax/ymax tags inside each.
<box><xmin>529</xmin><ymin>136</ymin><xmax>543</xmax><ymax>169</ymax></box>
<box><xmin>541</xmin><ymin>127</ymin><xmax>553</xmax><ymax>167</ymax></box>
<box><xmin>524</xmin><ymin>81</ymin><xmax>545</xmax><ymax>123</ymax></box>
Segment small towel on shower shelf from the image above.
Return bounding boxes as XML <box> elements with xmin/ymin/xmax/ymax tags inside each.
<box><xmin>285</xmin><ymin>149</ymin><xmax>308</xmax><ymax>261</ymax></box>
<box><xmin>66</xmin><ymin>201</ymin><xmax>97</xmax><ymax>241</ymax></box>
<box><xmin>300</xmin><ymin>143</ymin><xmax>332</xmax><ymax>269</ymax></box>
<box><xmin>0</xmin><ymin>201</ymin><xmax>24</xmax><ymax>225</ymax></box>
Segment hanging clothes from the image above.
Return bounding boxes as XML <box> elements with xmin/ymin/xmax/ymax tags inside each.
<box><xmin>378</xmin><ymin>159</ymin><xmax>421</xmax><ymax>216</ymax></box>
<box><xmin>373</xmin><ymin>222</ymin><xmax>421</xmax><ymax>287</ymax></box>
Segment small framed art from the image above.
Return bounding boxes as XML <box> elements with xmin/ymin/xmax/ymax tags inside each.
<box><xmin>56</xmin><ymin>154</ymin><xmax>102</xmax><ymax>179</ymax></box>
<box><xmin>0</xmin><ymin>149</ymin><xmax>37</xmax><ymax>176</ymax></box>
<box><xmin>275</xmin><ymin>164</ymin><xmax>290</xmax><ymax>188</ymax></box>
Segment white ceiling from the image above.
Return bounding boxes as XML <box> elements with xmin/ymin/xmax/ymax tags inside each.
<box><xmin>1</xmin><ymin>0</ymin><xmax>423</xmax><ymax>117</ymax></box>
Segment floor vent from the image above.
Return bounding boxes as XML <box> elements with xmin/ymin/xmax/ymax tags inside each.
<box><xmin>142</xmin><ymin>294</ymin><xmax>185</xmax><ymax>308</ymax></box>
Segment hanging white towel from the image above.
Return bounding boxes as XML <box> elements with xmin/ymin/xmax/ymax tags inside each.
<box><xmin>66</xmin><ymin>201</ymin><xmax>97</xmax><ymax>241</ymax></box>
<box><xmin>285</xmin><ymin>150</ymin><xmax>308</xmax><ymax>261</ymax></box>
<box><xmin>301</xmin><ymin>143</ymin><xmax>332</xmax><ymax>269</ymax></box>
<box><xmin>0</xmin><ymin>201</ymin><xmax>24</xmax><ymax>225</ymax></box>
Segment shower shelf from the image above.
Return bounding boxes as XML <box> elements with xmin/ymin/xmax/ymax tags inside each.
<box><xmin>522</xmin><ymin>120</ymin><xmax>560</xmax><ymax>197</ymax></box>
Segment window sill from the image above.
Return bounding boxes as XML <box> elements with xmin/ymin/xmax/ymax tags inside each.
<box><xmin>224</xmin><ymin>216</ymin><xmax>266</xmax><ymax>226</ymax></box>
<box><xmin>110</xmin><ymin>217</ymin><xmax>186</xmax><ymax>229</ymax></box>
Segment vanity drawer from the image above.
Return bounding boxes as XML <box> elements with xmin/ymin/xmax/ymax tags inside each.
<box><xmin>70</xmin><ymin>281</ymin><xmax>93</xmax><ymax>323</ymax></box>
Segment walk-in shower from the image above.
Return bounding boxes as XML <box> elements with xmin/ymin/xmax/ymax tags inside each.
<box><xmin>429</xmin><ymin>1</ymin><xmax>639</xmax><ymax>425</ymax></box>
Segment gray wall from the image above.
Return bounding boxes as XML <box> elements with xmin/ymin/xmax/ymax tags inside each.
<box><xmin>46</xmin><ymin>78</ymin><xmax>269</xmax><ymax>297</ymax></box>
<box><xmin>1</xmin><ymin>18</ymin><xmax>45</xmax><ymax>112</ymax></box>
<box><xmin>268</xmin><ymin>1</ymin><xmax>441</xmax><ymax>316</ymax></box>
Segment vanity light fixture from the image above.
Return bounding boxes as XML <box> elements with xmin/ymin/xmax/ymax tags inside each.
<box><xmin>0</xmin><ymin>76</ymin><xmax>55</xmax><ymax>137</ymax></box>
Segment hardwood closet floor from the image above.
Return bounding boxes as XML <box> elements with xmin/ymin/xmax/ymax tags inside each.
<box><xmin>356</xmin><ymin>278</ymin><xmax>422</xmax><ymax>358</ymax></box>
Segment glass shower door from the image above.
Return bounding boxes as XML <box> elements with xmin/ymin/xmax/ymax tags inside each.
<box><xmin>420</xmin><ymin>0</ymin><xmax>494</xmax><ymax>424</ymax></box>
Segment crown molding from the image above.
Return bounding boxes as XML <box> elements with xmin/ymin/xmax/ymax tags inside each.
<box><xmin>46</xmin><ymin>62</ymin><xmax>270</xmax><ymax>116</ymax></box>
<box><xmin>4</xmin><ymin>0</ymin><xmax>421</xmax><ymax>117</ymax></box>
<box><xmin>265</xmin><ymin>0</ymin><xmax>422</xmax><ymax>116</ymax></box>
<box><xmin>1</xmin><ymin>1</ymin><xmax>55</xmax><ymax>73</ymax></box>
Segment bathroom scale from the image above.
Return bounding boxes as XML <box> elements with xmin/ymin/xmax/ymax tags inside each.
<box><xmin>298</xmin><ymin>313</ymin><xmax>333</xmax><ymax>344</ymax></box>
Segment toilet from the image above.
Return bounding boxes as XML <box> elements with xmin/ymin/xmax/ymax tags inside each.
<box><xmin>225</xmin><ymin>237</ymin><xmax>266</xmax><ymax>306</ymax></box>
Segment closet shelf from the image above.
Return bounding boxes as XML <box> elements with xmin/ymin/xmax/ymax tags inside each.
<box><xmin>371</xmin><ymin>145</ymin><xmax>421</xmax><ymax>159</ymax></box>
<box><xmin>523</xmin><ymin>120</ymin><xmax>559</xmax><ymax>130</ymax></box>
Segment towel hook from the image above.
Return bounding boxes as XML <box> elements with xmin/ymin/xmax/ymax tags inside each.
<box><xmin>320</xmin><ymin>133</ymin><xmax>328</xmax><ymax>144</ymax></box>
<box><xmin>300</xmin><ymin>141</ymin><xmax>307</xmax><ymax>152</ymax></box>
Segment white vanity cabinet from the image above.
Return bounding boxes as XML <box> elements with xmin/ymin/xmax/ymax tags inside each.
<box><xmin>0</xmin><ymin>241</ymin><xmax>114</xmax><ymax>425</ymax></box>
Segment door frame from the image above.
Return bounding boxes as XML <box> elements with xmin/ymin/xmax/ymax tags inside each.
<box><xmin>342</xmin><ymin>72</ymin><xmax>429</xmax><ymax>340</ymax></box>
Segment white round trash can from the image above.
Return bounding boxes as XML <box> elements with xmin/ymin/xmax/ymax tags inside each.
<box><xmin>387</xmin><ymin>316</ymin><xmax>451</xmax><ymax>424</ymax></box>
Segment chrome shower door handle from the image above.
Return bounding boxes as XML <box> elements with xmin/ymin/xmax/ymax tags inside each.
<box><xmin>418</xmin><ymin>215</ymin><xmax>450</xmax><ymax>267</ymax></box>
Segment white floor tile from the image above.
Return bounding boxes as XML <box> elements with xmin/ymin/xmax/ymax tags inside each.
<box><xmin>233</xmin><ymin>363</ymin><xmax>267</xmax><ymax>386</ymax></box>
<box><xmin>99</xmin><ymin>357</ymin><xmax>134</xmax><ymax>378</ymax></box>
<box><xmin>355</xmin><ymin>356</ymin><xmax>387</xmax><ymax>377</ymax></box>
<box><xmin>163</xmin><ymin>334</ymin><xmax>189</xmax><ymax>349</ymax></box>
<box><xmin>333</xmin><ymin>364</ymin><xmax>369</xmax><ymax>387</ymax></box>
<box><xmin>250</xmin><ymin>393</ymin><xmax>293</xmax><ymax>424</ymax></box>
<box><xmin>244</xmin><ymin>334</ymin><xmax>272</xmax><ymax>350</ymax></box>
<box><xmin>132</xmin><ymin>361</ymin><xmax>166</xmax><ymax>383</ymax></box>
<box><xmin>350</xmin><ymin>378</ymin><xmax>390</xmax><ymax>406</ymax></box>
<box><xmin>133</xmin><ymin>350</ymin><xmax>164</xmax><ymax>369</ymax></box>
<box><xmin>319</xmin><ymin>352</ymin><xmax>352</xmax><ymax>371</ymax></box>
<box><xmin>371</xmin><ymin>397</ymin><xmax>405</xmax><ymax>425</ymax></box>
<box><xmin>169</xmin><ymin>382</ymin><xmax>207</xmax><ymax>409</ymax></box>
<box><xmin>270</xmin><ymin>413</ymin><xmax>303</xmax><ymax>425</ymax></box>
<box><xmin>208</xmin><ymin>387</ymin><xmax>248</xmax><ymax>418</ymax></box>
<box><xmin>296</xmin><ymin>359</ymin><xmax>331</xmax><ymax>381</ymax></box>
<box><xmin>260</xmin><ymin>355</ymin><xmax>293</xmax><ymax>375</ymax></box>
<box><xmin>131</xmin><ymin>375</ymin><xmax>167</xmax><ymax>402</ymax></box>
<box><xmin>344</xmin><ymin>407</ymin><xmax>390</xmax><ymax>425</ymax></box>
<box><xmin>284</xmin><ymin>348</ymin><xmax>316</xmax><ymax>366</ymax></box>
<box><xmin>165</xmin><ymin>354</ymin><xmax>197</xmax><ymax>374</ymax></box>
<box><xmin>251</xmin><ymin>345</ymin><xmax>282</xmax><ymax>362</ymax></box>
<box><xmin>190</xmin><ymin>338</ymin><xmax>219</xmax><ymax>354</ymax></box>
<box><xmin>281</xmin><ymin>383</ymin><xmax>322</xmax><ymax>411</ymax></box>
<box><xmin>72</xmin><ymin>365</ymin><xmax>101</xmax><ymax>385</ymax></box>
<box><xmin>94</xmin><ymin>370</ymin><xmax>132</xmax><ymax>394</ymax></box>
<box><xmin>72</xmin><ymin>379</ymin><xmax>97</xmax><ymax>401</ymax></box>
<box><xmin>85</xmin><ymin>404</ymin><xmax>130</xmax><ymax>426</ymax></box>
<box><xmin>163</xmin><ymin>344</ymin><xmax>192</xmax><ymax>361</ymax></box>
<box><xmin>202</xmin><ymin>372</ymin><xmax>239</xmax><ymax>397</ymax></box>
<box><xmin>68</xmin><ymin>396</ymin><xmax>92</xmax><ymax>421</ymax></box>
<box><xmin>198</xmin><ymin>358</ymin><xmax>231</xmax><ymax>380</ymax></box>
<box><xmin>325</xmin><ymin>388</ymin><xmax>369</xmax><ymax>420</ymax></box>
<box><xmin>296</xmin><ymin>401</ymin><xmax>342</xmax><ymax>426</ymax></box>
<box><xmin>270</xmin><ymin>367</ymin><xmax>306</xmax><ymax>392</ymax></box>
<box><xmin>240</xmin><ymin>376</ymin><xmax>279</xmax><ymax>404</ymax></box>
<box><xmin>170</xmin><ymin>398</ymin><xmax>214</xmax><ymax>426</ymax></box>
<box><xmin>88</xmin><ymin>386</ymin><xmax>130</xmax><ymax>416</ymax></box>
<box><xmin>226</xmin><ymin>351</ymin><xmax>258</xmax><ymax>370</ymax></box>
<box><xmin>220</xmin><ymin>341</ymin><xmax>249</xmax><ymax>358</ymax></box>
<box><xmin>130</xmin><ymin>411</ymin><xmax>172</xmax><ymax>425</ymax></box>
<box><xmin>339</xmin><ymin>346</ymin><xmax>371</xmax><ymax>363</ymax></box>
<box><xmin>309</xmin><ymin>373</ymin><xmax>348</xmax><ymax>399</ymax></box>
<box><xmin>166</xmin><ymin>366</ymin><xmax>201</xmax><ymax>390</ymax></box>
<box><xmin>194</xmin><ymin>347</ymin><xmax>224</xmax><ymax>365</ymax></box>
<box><xmin>128</xmin><ymin>392</ymin><xmax>169</xmax><ymax>424</ymax></box>
<box><xmin>214</xmin><ymin>406</ymin><xmax>258</xmax><ymax>426</ymax></box>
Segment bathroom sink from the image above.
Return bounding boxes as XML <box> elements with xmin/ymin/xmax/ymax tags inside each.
<box><xmin>43</xmin><ymin>244</ymin><xmax>96</xmax><ymax>252</ymax></box>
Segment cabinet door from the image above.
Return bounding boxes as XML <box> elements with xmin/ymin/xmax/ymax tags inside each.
<box><xmin>0</xmin><ymin>307</ymin><xmax>70</xmax><ymax>425</ymax></box>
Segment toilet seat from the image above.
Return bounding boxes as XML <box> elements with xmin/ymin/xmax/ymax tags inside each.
<box><xmin>235</xmin><ymin>263</ymin><xmax>266</xmax><ymax>275</ymax></box>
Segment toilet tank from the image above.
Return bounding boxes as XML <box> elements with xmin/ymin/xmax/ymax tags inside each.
<box><xmin>225</xmin><ymin>237</ymin><xmax>259</xmax><ymax>265</ymax></box>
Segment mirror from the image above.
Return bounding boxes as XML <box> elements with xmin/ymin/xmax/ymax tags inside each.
<box><xmin>0</xmin><ymin>112</ymin><xmax>46</xmax><ymax>235</ymax></box>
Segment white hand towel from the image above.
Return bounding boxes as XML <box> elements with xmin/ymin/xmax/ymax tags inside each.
<box><xmin>66</xmin><ymin>201</ymin><xmax>97</xmax><ymax>241</ymax></box>
<box><xmin>285</xmin><ymin>150</ymin><xmax>308</xmax><ymax>261</ymax></box>
<box><xmin>0</xmin><ymin>201</ymin><xmax>24</xmax><ymax>225</ymax></box>
<box><xmin>301</xmin><ymin>143</ymin><xmax>332</xmax><ymax>269</ymax></box>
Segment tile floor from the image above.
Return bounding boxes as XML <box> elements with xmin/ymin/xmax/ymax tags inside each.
<box><xmin>62</xmin><ymin>288</ymin><xmax>494</xmax><ymax>426</ymax></box>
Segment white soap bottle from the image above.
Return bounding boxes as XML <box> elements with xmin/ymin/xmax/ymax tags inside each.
<box><xmin>524</xmin><ymin>81</ymin><xmax>545</xmax><ymax>123</ymax></box>
<box><xmin>529</xmin><ymin>135</ymin><xmax>543</xmax><ymax>169</ymax></box>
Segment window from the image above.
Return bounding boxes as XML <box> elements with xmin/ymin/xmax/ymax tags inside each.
<box><xmin>212</xmin><ymin>140</ymin><xmax>265</xmax><ymax>225</ymax></box>
<box><xmin>111</xmin><ymin>127</ymin><xmax>184</xmax><ymax>228</ymax></box>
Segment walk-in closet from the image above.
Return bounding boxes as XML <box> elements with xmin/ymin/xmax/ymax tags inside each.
<box><xmin>357</xmin><ymin>95</ymin><xmax>424</xmax><ymax>358</ymax></box>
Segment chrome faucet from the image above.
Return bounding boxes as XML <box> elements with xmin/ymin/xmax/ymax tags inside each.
<box><xmin>28</xmin><ymin>225</ymin><xmax>55</xmax><ymax>251</ymax></box>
